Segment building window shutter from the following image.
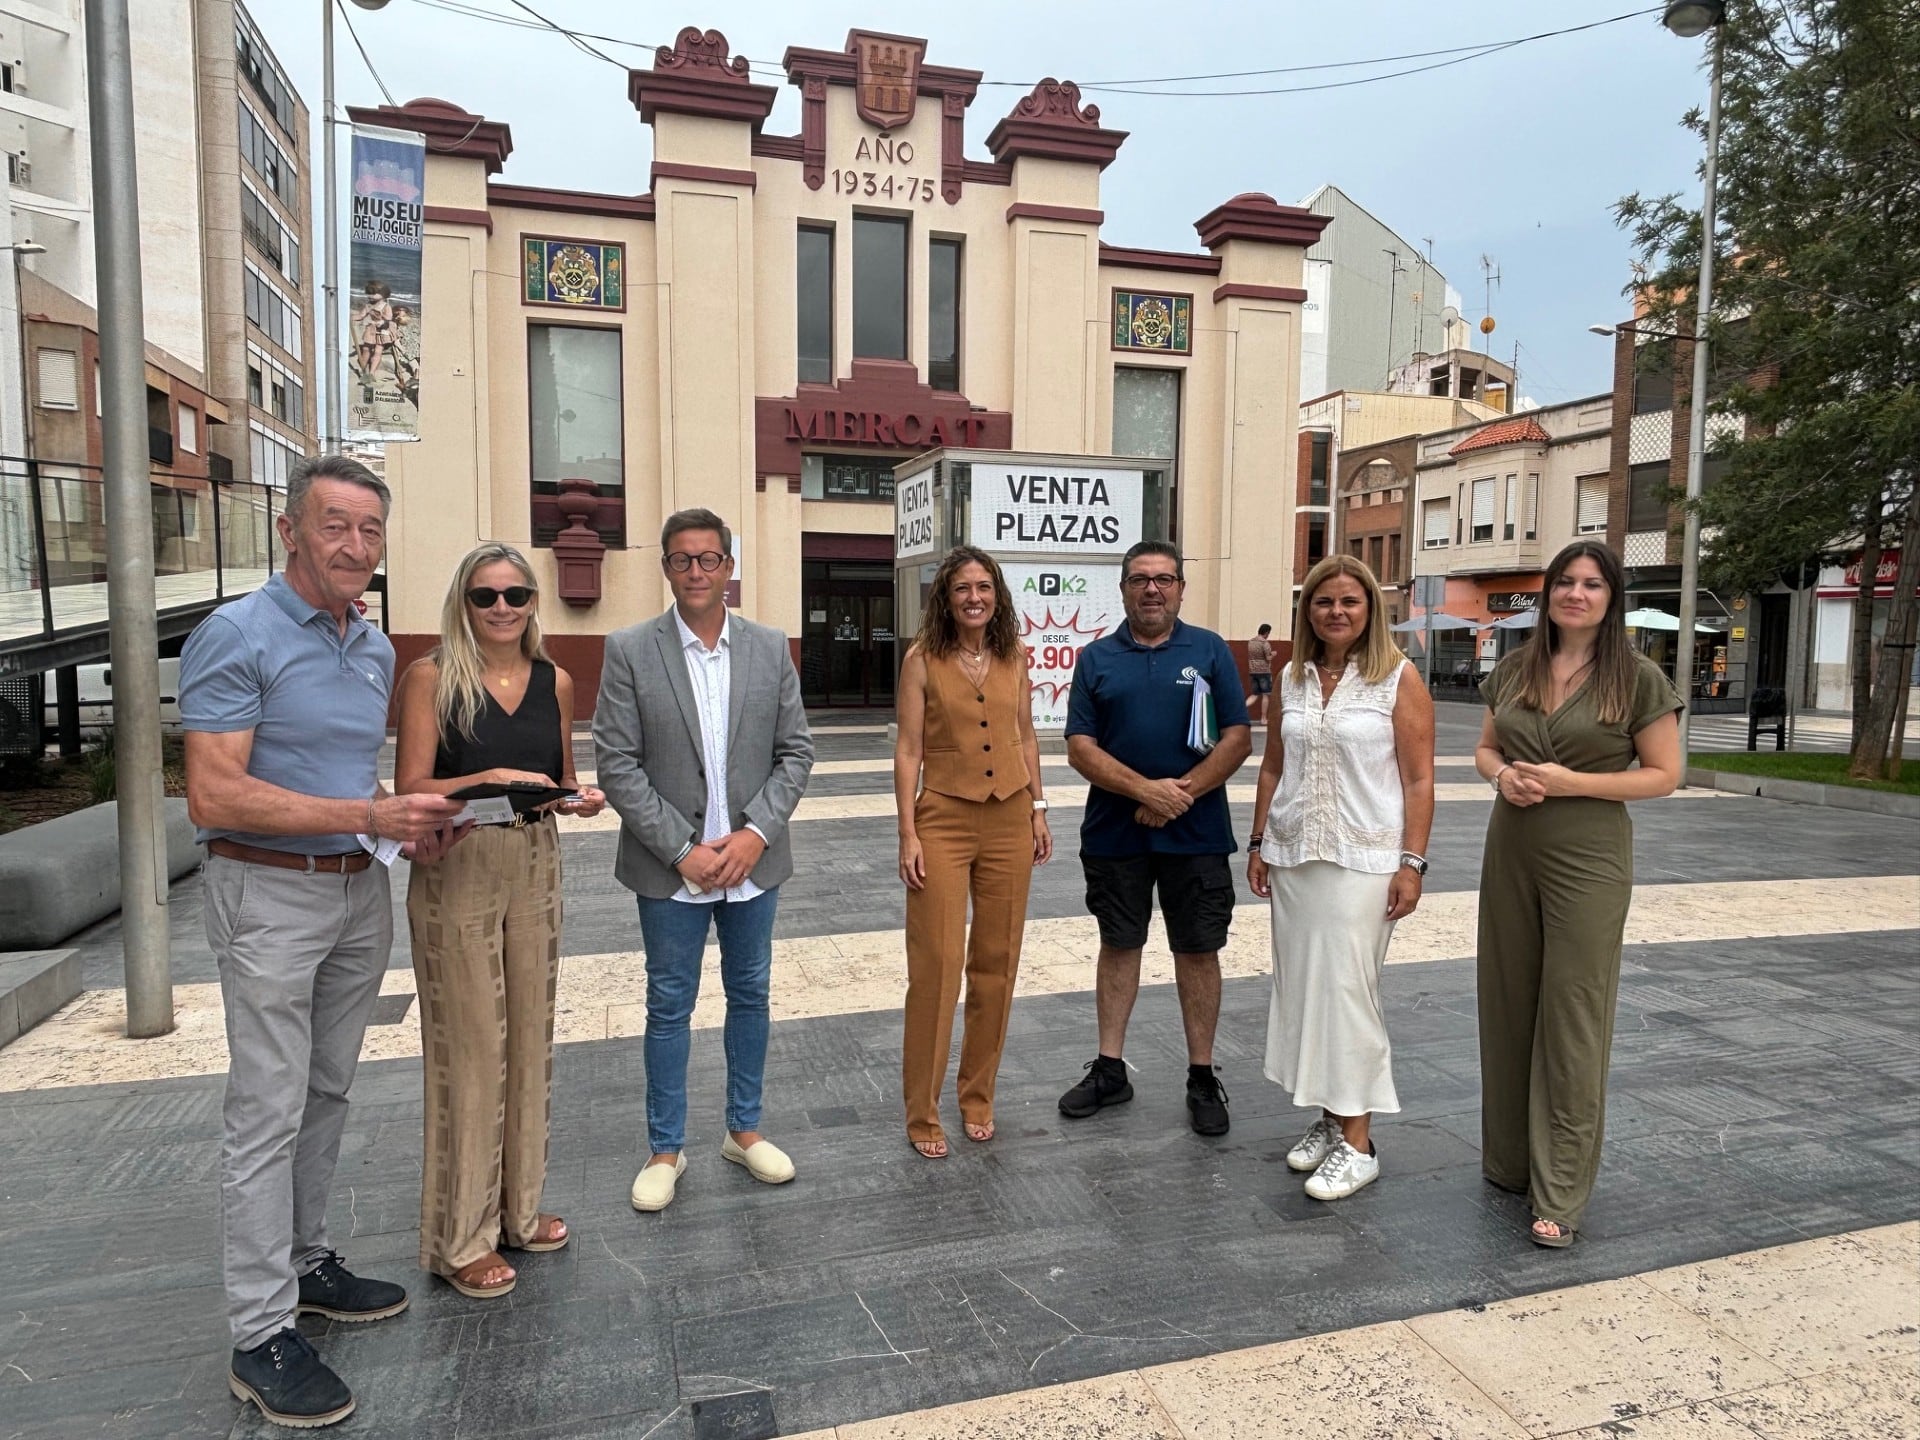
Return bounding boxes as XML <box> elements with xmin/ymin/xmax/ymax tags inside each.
<box><xmin>1525</xmin><ymin>473</ymin><xmax>1539</xmax><ymax>538</ymax></box>
<box><xmin>1470</xmin><ymin>478</ymin><xmax>1495</xmax><ymax>540</ymax></box>
<box><xmin>37</xmin><ymin>348</ymin><xmax>79</xmax><ymax>409</ymax></box>
<box><xmin>1503</xmin><ymin>474</ymin><xmax>1517</xmax><ymax>540</ymax></box>
<box><xmin>1577</xmin><ymin>476</ymin><xmax>1608</xmax><ymax>533</ymax></box>
<box><xmin>1423</xmin><ymin>497</ymin><xmax>1450</xmax><ymax>547</ymax></box>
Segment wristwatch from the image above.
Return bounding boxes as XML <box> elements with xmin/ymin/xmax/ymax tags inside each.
<box><xmin>1399</xmin><ymin>851</ymin><xmax>1429</xmax><ymax>876</ymax></box>
<box><xmin>1032</xmin><ymin>798</ymin><xmax>1049</xmax><ymax>811</ymax></box>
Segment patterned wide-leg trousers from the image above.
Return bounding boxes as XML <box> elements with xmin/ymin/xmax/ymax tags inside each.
<box><xmin>406</xmin><ymin>817</ymin><xmax>563</xmax><ymax>1275</ymax></box>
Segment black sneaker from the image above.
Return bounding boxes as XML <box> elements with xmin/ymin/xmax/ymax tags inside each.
<box><xmin>1058</xmin><ymin>1057</ymin><xmax>1133</xmax><ymax>1118</ymax></box>
<box><xmin>296</xmin><ymin>1252</ymin><xmax>409</xmax><ymax>1324</ymax></box>
<box><xmin>1187</xmin><ymin>1067</ymin><xmax>1231</xmax><ymax>1136</ymax></box>
<box><xmin>230</xmin><ymin>1327</ymin><xmax>354</xmax><ymax>1429</ymax></box>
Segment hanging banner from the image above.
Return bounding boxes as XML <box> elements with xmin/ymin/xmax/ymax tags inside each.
<box><xmin>967</xmin><ymin>462</ymin><xmax>1144</xmax><ymax>555</ymax></box>
<box><xmin>346</xmin><ymin>124</ymin><xmax>425</xmax><ymax>442</ymax></box>
<box><xmin>1003</xmin><ymin>561</ymin><xmax>1125</xmax><ymax>728</ymax></box>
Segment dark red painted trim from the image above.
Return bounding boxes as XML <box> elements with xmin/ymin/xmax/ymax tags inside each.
<box><xmin>347</xmin><ymin>98</ymin><xmax>513</xmax><ymax>173</ymax></box>
<box><xmin>490</xmin><ymin>184</ymin><xmax>656</xmax><ymax>221</ymax></box>
<box><xmin>1195</xmin><ymin>193</ymin><xmax>1331</xmax><ymax>250</ymax></box>
<box><xmin>1099</xmin><ymin>243</ymin><xmax>1221</xmax><ymax>275</ymax></box>
<box><xmin>424</xmin><ymin>205</ymin><xmax>493</xmax><ymax>233</ymax></box>
<box><xmin>651</xmin><ymin>161</ymin><xmax>757</xmax><ymax>190</ymax></box>
<box><xmin>630</xmin><ymin>28</ymin><xmax>778</xmax><ymax>127</ymax></box>
<box><xmin>960</xmin><ymin>160</ymin><xmax>1012</xmax><ymax>187</ymax></box>
<box><xmin>755</xmin><ymin>358</ymin><xmax>1012</xmax><ymax>481</ymax></box>
<box><xmin>985</xmin><ymin>79</ymin><xmax>1126</xmax><ymax>170</ymax></box>
<box><xmin>803</xmin><ymin>532</ymin><xmax>895</xmax><ymax>561</ymax></box>
<box><xmin>752</xmin><ymin>133</ymin><xmax>804</xmax><ymax>160</ymax></box>
<box><xmin>1005</xmin><ymin>203</ymin><xmax>1103</xmax><ymax>225</ymax></box>
<box><xmin>1212</xmin><ymin>282</ymin><xmax>1309</xmax><ymax>304</ymax></box>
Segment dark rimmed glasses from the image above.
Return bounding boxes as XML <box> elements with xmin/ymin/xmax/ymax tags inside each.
<box><xmin>466</xmin><ymin>585</ymin><xmax>536</xmax><ymax>609</ymax></box>
<box><xmin>1123</xmin><ymin>573</ymin><xmax>1182</xmax><ymax>592</ymax></box>
<box><xmin>664</xmin><ymin>551</ymin><xmax>730</xmax><ymax>573</ymax></box>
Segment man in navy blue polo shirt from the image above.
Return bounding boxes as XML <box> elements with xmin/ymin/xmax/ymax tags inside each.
<box><xmin>1058</xmin><ymin>540</ymin><xmax>1252</xmax><ymax>1135</ymax></box>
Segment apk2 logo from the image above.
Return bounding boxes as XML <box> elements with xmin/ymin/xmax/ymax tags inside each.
<box><xmin>1024</xmin><ymin>573</ymin><xmax>1088</xmax><ymax>598</ymax></box>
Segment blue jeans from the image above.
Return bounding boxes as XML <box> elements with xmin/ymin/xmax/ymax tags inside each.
<box><xmin>634</xmin><ymin>887</ymin><xmax>779</xmax><ymax>1154</ymax></box>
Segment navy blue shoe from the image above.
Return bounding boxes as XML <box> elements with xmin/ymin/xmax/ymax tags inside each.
<box><xmin>230</xmin><ymin>1328</ymin><xmax>354</xmax><ymax>1429</ymax></box>
<box><xmin>296</xmin><ymin>1252</ymin><xmax>409</xmax><ymax>1324</ymax></box>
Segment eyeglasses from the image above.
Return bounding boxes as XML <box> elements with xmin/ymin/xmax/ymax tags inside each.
<box><xmin>466</xmin><ymin>585</ymin><xmax>535</xmax><ymax>609</ymax></box>
<box><xmin>1123</xmin><ymin>573</ymin><xmax>1182</xmax><ymax>592</ymax></box>
<box><xmin>664</xmin><ymin>551</ymin><xmax>729</xmax><ymax>573</ymax></box>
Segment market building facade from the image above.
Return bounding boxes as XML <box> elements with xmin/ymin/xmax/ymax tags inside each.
<box><xmin>362</xmin><ymin>25</ymin><xmax>1326</xmax><ymax>713</ymax></box>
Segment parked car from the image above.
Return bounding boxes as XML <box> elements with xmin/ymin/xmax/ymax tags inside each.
<box><xmin>43</xmin><ymin>657</ymin><xmax>184</xmax><ymax>734</ymax></box>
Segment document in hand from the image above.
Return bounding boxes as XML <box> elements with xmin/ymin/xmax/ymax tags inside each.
<box><xmin>1186</xmin><ymin>674</ymin><xmax>1217</xmax><ymax>756</ymax></box>
<box><xmin>446</xmin><ymin>781</ymin><xmax>577</xmax><ymax>826</ymax></box>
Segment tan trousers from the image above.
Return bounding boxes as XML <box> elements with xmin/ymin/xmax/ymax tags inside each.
<box><xmin>902</xmin><ymin>790</ymin><xmax>1034</xmax><ymax>1143</ymax></box>
<box><xmin>406</xmin><ymin>818</ymin><xmax>562</xmax><ymax>1275</ymax></box>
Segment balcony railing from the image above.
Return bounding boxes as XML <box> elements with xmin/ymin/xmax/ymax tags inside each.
<box><xmin>0</xmin><ymin>458</ymin><xmax>281</xmax><ymax>652</ymax></box>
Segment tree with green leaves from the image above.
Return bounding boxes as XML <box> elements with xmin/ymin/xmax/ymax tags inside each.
<box><xmin>1616</xmin><ymin>0</ymin><xmax>1919</xmax><ymax>778</ymax></box>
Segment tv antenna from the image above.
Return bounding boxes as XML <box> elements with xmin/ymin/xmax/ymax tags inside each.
<box><xmin>1479</xmin><ymin>254</ymin><xmax>1502</xmax><ymax>353</ymax></box>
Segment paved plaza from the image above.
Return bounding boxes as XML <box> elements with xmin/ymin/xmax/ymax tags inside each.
<box><xmin>1</xmin><ymin>710</ymin><xmax>1916</xmax><ymax>1438</ymax></box>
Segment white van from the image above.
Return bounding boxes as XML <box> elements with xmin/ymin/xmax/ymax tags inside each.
<box><xmin>45</xmin><ymin>657</ymin><xmax>184</xmax><ymax>732</ymax></box>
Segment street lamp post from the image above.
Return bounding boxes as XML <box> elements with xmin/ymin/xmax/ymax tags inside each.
<box><xmin>1664</xmin><ymin>0</ymin><xmax>1728</xmax><ymax>768</ymax></box>
<box><xmin>324</xmin><ymin>0</ymin><xmax>391</xmax><ymax>452</ymax></box>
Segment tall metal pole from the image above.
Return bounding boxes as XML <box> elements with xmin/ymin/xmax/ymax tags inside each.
<box><xmin>322</xmin><ymin>0</ymin><xmax>342</xmax><ymax>450</ymax></box>
<box><xmin>84</xmin><ymin>0</ymin><xmax>173</xmax><ymax>1037</ymax></box>
<box><xmin>1674</xmin><ymin>23</ymin><xmax>1724</xmax><ymax>767</ymax></box>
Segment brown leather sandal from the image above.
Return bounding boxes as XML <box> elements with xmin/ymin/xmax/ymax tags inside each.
<box><xmin>507</xmin><ymin>1215</ymin><xmax>570</xmax><ymax>1253</ymax></box>
<box><xmin>447</xmin><ymin>1253</ymin><xmax>517</xmax><ymax>1299</ymax></box>
<box><xmin>910</xmin><ymin>1136</ymin><xmax>949</xmax><ymax>1159</ymax></box>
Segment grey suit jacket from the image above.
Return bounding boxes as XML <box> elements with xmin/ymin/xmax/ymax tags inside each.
<box><xmin>592</xmin><ymin>610</ymin><xmax>814</xmax><ymax>900</ymax></box>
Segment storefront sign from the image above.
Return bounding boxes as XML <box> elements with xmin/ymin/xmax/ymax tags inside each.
<box><xmin>522</xmin><ymin>236</ymin><xmax>625</xmax><ymax>311</ymax></box>
<box><xmin>968</xmin><ymin>464</ymin><xmax>1144</xmax><ymax>554</ymax></box>
<box><xmin>894</xmin><ymin>469</ymin><xmax>935</xmax><ymax>559</ymax></box>
<box><xmin>347</xmin><ymin>124</ymin><xmax>425</xmax><ymax>442</ymax></box>
<box><xmin>784</xmin><ymin>405</ymin><xmax>991</xmax><ymax>449</ymax></box>
<box><xmin>1488</xmin><ymin>591</ymin><xmax>1540</xmax><ymax>612</ymax></box>
<box><xmin>1111</xmin><ymin>290</ymin><xmax>1192</xmax><ymax>354</ymax></box>
<box><xmin>1003</xmin><ymin>562</ymin><xmax>1124</xmax><ymax>727</ymax></box>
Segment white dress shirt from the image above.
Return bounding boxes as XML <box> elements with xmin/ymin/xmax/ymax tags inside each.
<box><xmin>671</xmin><ymin>609</ymin><xmax>766</xmax><ymax>904</ymax></box>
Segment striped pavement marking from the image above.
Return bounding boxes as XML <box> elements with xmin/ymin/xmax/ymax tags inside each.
<box><xmin>4</xmin><ymin>874</ymin><xmax>1911</xmax><ymax>1094</ymax></box>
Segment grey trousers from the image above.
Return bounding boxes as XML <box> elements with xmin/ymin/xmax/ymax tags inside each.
<box><xmin>204</xmin><ymin>855</ymin><xmax>393</xmax><ymax>1351</ymax></box>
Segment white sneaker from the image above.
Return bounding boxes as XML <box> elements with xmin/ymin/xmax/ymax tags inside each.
<box><xmin>1304</xmin><ymin>1140</ymin><xmax>1379</xmax><ymax>1201</ymax></box>
<box><xmin>630</xmin><ymin>1154</ymin><xmax>687</xmax><ymax>1212</ymax></box>
<box><xmin>1286</xmin><ymin>1115</ymin><xmax>1346</xmax><ymax>1173</ymax></box>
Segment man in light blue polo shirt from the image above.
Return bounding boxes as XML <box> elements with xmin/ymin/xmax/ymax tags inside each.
<box><xmin>1058</xmin><ymin>540</ymin><xmax>1252</xmax><ymax>1136</ymax></box>
<box><xmin>182</xmin><ymin>454</ymin><xmax>465</xmax><ymax>1430</ymax></box>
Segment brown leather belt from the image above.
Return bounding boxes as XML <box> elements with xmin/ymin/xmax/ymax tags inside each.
<box><xmin>207</xmin><ymin>839</ymin><xmax>374</xmax><ymax>874</ymax></box>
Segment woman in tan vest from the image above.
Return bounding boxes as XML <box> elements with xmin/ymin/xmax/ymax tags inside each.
<box><xmin>895</xmin><ymin>545</ymin><xmax>1052</xmax><ymax>1158</ymax></box>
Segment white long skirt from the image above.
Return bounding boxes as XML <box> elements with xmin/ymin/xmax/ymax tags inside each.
<box><xmin>1263</xmin><ymin>860</ymin><xmax>1401</xmax><ymax>1117</ymax></box>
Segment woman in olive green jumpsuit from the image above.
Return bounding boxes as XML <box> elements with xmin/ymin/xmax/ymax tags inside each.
<box><xmin>1474</xmin><ymin>541</ymin><xmax>1683</xmax><ymax>1247</ymax></box>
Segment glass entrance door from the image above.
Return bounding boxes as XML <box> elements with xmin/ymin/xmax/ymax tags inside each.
<box><xmin>801</xmin><ymin>562</ymin><xmax>896</xmax><ymax>707</ymax></box>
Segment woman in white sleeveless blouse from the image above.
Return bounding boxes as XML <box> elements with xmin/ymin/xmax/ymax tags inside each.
<box><xmin>1247</xmin><ymin>556</ymin><xmax>1434</xmax><ymax>1200</ymax></box>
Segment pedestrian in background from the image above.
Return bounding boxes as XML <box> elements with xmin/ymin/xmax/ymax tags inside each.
<box><xmin>1056</xmin><ymin>540</ymin><xmax>1252</xmax><ymax>1136</ymax></box>
<box><xmin>1248</xmin><ymin>622</ymin><xmax>1274</xmax><ymax>726</ymax></box>
<box><xmin>1247</xmin><ymin>556</ymin><xmax>1433</xmax><ymax>1201</ymax></box>
<box><xmin>182</xmin><ymin>455</ymin><xmax>466</xmax><ymax>1429</ymax></box>
<box><xmin>894</xmin><ymin>545</ymin><xmax>1052</xmax><ymax>1159</ymax></box>
<box><xmin>393</xmin><ymin>542</ymin><xmax>606</xmax><ymax>1300</ymax></box>
<box><xmin>595</xmin><ymin>509</ymin><xmax>814</xmax><ymax>1213</ymax></box>
<box><xmin>1474</xmin><ymin>540</ymin><xmax>1682</xmax><ymax>1247</ymax></box>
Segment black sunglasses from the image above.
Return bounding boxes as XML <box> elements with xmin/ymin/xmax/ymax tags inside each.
<box><xmin>466</xmin><ymin>585</ymin><xmax>536</xmax><ymax>609</ymax></box>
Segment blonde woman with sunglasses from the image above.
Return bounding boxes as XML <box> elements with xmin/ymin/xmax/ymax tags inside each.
<box><xmin>394</xmin><ymin>543</ymin><xmax>605</xmax><ymax>1300</ymax></box>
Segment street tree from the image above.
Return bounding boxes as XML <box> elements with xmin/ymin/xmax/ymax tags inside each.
<box><xmin>1616</xmin><ymin>0</ymin><xmax>1920</xmax><ymax>777</ymax></box>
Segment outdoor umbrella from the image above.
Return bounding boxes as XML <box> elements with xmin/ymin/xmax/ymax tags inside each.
<box><xmin>1478</xmin><ymin>611</ymin><xmax>1538</xmax><ymax>631</ymax></box>
<box><xmin>1389</xmin><ymin>613</ymin><xmax>1477</xmax><ymax>633</ymax></box>
<box><xmin>1624</xmin><ymin>608</ymin><xmax>1720</xmax><ymax>632</ymax></box>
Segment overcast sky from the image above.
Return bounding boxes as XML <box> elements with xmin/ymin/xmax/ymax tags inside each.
<box><xmin>254</xmin><ymin>0</ymin><xmax>1714</xmax><ymax>408</ymax></box>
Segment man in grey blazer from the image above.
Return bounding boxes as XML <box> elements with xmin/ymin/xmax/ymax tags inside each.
<box><xmin>594</xmin><ymin>507</ymin><xmax>814</xmax><ymax>1213</ymax></box>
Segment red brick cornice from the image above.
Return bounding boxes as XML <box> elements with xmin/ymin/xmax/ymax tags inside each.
<box><xmin>1005</xmin><ymin>202</ymin><xmax>1103</xmax><ymax>225</ymax></box>
<box><xmin>630</xmin><ymin>28</ymin><xmax>778</xmax><ymax>128</ymax></box>
<box><xmin>651</xmin><ymin>161</ymin><xmax>757</xmax><ymax>190</ymax></box>
<box><xmin>1100</xmin><ymin>243</ymin><xmax>1221</xmax><ymax>275</ymax></box>
<box><xmin>1194</xmin><ymin>192</ymin><xmax>1330</xmax><ymax>251</ymax></box>
<box><xmin>489</xmin><ymin>184</ymin><xmax>655</xmax><ymax>221</ymax></box>
<box><xmin>1212</xmin><ymin>282</ymin><xmax>1308</xmax><ymax>304</ymax></box>
<box><xmin>347</xmin><ymin>98</ymin><xmax>513</xmax><ymax>174</ymax></box>
<box><xmin>423</xmin><ymin>205</ymin><xmax>493</xmax><ymax>233</ymax></box>
<box><xmin>985</xmin><ymin>79</ymin><xmax>1127</xmax><ymax>170</ymax></box>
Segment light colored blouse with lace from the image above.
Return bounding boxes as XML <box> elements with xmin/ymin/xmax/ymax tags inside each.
<box><xmin>1260</xmin><ymin>659</ymin><xmax>1411</xmax><ymax>875</ymax></box>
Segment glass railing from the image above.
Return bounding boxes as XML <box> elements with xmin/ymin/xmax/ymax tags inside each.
<box><xmin>0</xmin><ymin>460</ymin><xmax>279</xmax><ymax>648</ymax></box>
